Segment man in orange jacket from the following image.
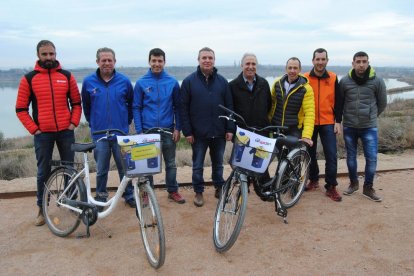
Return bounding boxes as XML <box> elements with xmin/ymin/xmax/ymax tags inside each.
<box><xmin>15</xmin><ymin>40</ymin><xmax>82</xmax><ymax>225</ymax></box>
<box><xmin>303</xmin><ymin>48</ymin><xmax>342</xmax><ymax>202</ymax></box>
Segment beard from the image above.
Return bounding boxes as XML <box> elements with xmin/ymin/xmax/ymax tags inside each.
<box><xmin>39</xmin><ymin>60</ymin><xmax>58</xmax><ymax>69</ymax></box>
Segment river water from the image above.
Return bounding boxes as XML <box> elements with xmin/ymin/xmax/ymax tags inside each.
<box><xmin>1</xmin><ymin>78</ymin><xmax>413</xmax><ymax>138</ymax></box>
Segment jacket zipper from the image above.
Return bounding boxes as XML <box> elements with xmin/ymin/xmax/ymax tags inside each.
<box><xmin>49</xmin><ymin>69</ymin><xmax>59</xmax><ymax>131</ymax></box>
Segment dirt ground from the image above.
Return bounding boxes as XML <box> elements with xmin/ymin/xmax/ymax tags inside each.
<box><xmin>1</xmin><ymin>152</ymin><xmax>414</xmax><ymax>275</ymax></box>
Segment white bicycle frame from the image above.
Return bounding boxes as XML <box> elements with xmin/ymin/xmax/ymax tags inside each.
<box><xmin>55</xmin><ymin>150</ymin><xmax>144</xmax><ymax>219</ymax></box>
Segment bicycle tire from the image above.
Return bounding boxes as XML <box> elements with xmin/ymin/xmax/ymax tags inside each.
<box><xmin>276</xmin><ymin>146</ymin><xmax>310</xmax><ymax>209</ymax></box>
<box><xmin>213</xmin><ymin>171</ymin><xmax>248</xmax><ymax>253</ymax></box>
<box><xmin>42</xmin><ymin>166</ymin><xmax>87</xmax><ymax>237</ymax></box>
<box><xmin>134</xmin><ymin>182</ymin><xmax>165</xmax><ymax>269</ymax></box>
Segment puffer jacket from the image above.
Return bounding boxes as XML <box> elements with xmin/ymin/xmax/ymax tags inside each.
<box><xmin>268</xmin><ymin>74</ymin><xmax>315</xmax><ymax>139</ymax></box>
<box><xmin>338</xmin><ymin>67</ymin><xmax>387</xmax><ymax>128</ymax></box>
<box><xmin>15</xmin><ymin>61</ymin><xmax>82</xmax><ymax>134</ymax></box>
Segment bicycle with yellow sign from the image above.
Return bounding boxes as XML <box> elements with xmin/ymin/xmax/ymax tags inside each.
<box><xmin>213</xmin><ymin>105</ymin><xmax>310</xmax><ymax>253</ymax></box>
<box><xmin>42</xmin><ymin>128</ymin><xmax>167</xmax><ymax>269</ymax></box>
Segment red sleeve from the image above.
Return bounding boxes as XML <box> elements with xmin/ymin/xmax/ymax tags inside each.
<box><xmin>68</xmin><ymin>74</ymin><xmax>82</xmax><ymax>126</ymax></box>
<box><xmin>15</xmin><ymin>77</ymin><xmax>39</xmax><ymax>135</ymax></box>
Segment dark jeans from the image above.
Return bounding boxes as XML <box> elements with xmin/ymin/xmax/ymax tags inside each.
<box><xmin>191</xmin><ymin>137</ymin><xmax>226</xmax><ymax>193</ymax></box>
<box><xmin>309</xmin><ymin>124</ymin><xmax>338</xmax><ymax>186</ymax></box>
<box><xmin>34</xmin><ymin>130</ymin><xmax>75</xmax><ymax>207</ymax></box>
<box><xmin>94</xmin><ymin>138</ymin><xmax>133</xmax><ymax>202</ymax></box>
<box><xmin>343</xmin><ymin>127</ymin><xmax>378</xmax><ymax>187</ymax></box>
<box><xmin>147</xmin><ymin>131</ymin><xmax>179</xmax><ymax>193</ymax></box>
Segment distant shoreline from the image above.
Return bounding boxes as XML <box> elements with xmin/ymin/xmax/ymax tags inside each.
<box><xmin>2</xmin><ymin>65</ymin><xmax>414</xmax><ymax>87</ymax></box>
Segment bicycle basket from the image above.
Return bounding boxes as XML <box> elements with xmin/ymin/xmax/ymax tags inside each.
<box><xmin>117</xmin><ymin>134</ymin><xmax>162</xmax><ymax>177</ymax></box>
<box><xmin>230</xmin><ymin>126</ymin><xmax>277</xmax><ymax>173</ymax></box>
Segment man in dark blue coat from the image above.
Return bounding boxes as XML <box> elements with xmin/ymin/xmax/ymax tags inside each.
<box><xmin>180</xmin><ymin>47</ymin><xmax>235</xmax><ymax>207</ymax></box>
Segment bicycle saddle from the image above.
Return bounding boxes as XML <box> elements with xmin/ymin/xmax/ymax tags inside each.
<box><xmin>71</xmin><ymin>143</ymin><xmax>96</xmax><ymax>153</ymax></box>
<box><xmin>276</xmin><ymin>135</ymin><xmax>299</xmax><ymax>150</ymax></box>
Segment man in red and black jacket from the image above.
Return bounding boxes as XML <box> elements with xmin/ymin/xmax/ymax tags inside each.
<box><xmin>15</xmin><ymin>40</ymin><xmax>82</xmax><ymax>226</ymax></box>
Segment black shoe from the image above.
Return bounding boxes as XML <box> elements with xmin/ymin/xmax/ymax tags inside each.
<box><xmin>125</xmin><ymin>199</ymin><xmax>136</xmax><ymax>208</ymax></box>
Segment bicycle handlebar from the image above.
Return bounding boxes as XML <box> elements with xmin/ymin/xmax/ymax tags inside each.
<box><xmin>143</xmin><ymin>127</ymin><xmax>173</xmax><ymax>135</ymax></box>
<box><xmin>218</xmin><ymin>104</ymin><xmax>288</xmax><ymax>134</ymax></box>
<box><xmin>93</xmin><ymin>129</ymin><xmax>128</xmax><ymax>142</ymax></box>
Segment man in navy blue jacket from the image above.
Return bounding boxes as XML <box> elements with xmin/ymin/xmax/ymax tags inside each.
<box><xmin>81</xmin><ymin>47</ymin><xmax>135</xmax><ymax>208</ymax></box>
<box><xmin>180</xmin><ymin>47</ymin><xmax>235</xmax><ymax>207</ymax></box>
<box><xmin>133</xmin><ymin>48</ymin><xmax>185</xmax><ymax>204</ymax></box>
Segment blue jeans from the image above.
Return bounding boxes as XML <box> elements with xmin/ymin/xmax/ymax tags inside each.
<box><xmin>343</xmin><ymin>127</ymin><xmax>378</xmax><ymax>187</ymax></box>
<box><xmin>94</xmin><ymin>138</ymin><xmax>133</xmax><ymax>202</ymax></box>
<box><xmin>148</xmin><ymin>131</ymin><xmax>179</xmax><ymax>193</ymax></box>
<box><xmin>309</xmin><ymin>124</ymin><xmax>338</xmax><ymax>186</ymax></box>
<box><xmin>34</xmin><ymin>129</ymin><xmax>75</xmax><ymax>207</ymax></box>
<box><xmin>192</xmin><ymin>137</ymin><xmax>226</xmax><ymax>193</ymax></box>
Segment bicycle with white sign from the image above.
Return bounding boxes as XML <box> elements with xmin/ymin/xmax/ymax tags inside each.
<box><xmin>42</xmin><ymin>128</ymin><xmax>168</xmax><ymax>269</ymax></box>
<box><xmin>213</xmin><ymin>105</ymin><xmax>310</xmax><ymax>253</ymax></box>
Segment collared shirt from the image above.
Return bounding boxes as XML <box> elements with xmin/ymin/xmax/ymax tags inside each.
<box><xmin>243</xmin><ymin>75</ymin><xmax>256</xmax><ymax>92</ymax></box>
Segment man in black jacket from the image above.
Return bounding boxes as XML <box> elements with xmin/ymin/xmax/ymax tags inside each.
<box><xmin>229</xmin><ymin>53</ymin><xmax>272</xmax><ymax>135</ymax></box>
<box><xmin>229</xmin><ymin>53</ymin><xmax>272</xmax><ymax>199</ymax></box>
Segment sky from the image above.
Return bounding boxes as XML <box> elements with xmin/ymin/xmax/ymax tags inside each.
<box><xmin>1</xmin><ymin>0</ymin><xmax>414</xmax><ymax>69</ymax></box>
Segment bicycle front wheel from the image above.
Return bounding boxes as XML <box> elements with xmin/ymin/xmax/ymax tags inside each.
<box><xmin>276</xmin><ymin>146</ymin><xmax>310</xmax><ymax>209</ymax></box>
<box><xmin>42</xmin><ymin>167</ymin><xmax>86</xmax><ymax>237</ymax></box>
<box><xmin>213</xmin><ymin>171</ymin><xmax>248</xmax><ymax>253</ymax></box>
<box><xmin>135</xmin><ymin>182</ymin><xmax>165</xmax><ymax>269</ymax></box>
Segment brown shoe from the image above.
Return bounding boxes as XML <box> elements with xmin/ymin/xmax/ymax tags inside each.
<box><xmin>363</xmin><ymin>186</ymin><xmax>382</xmax><ymax>202</ymax></box>
<box><xmin>343</xmin><ymin>181</ymin><xmax>359</xmax><ymax>195</ymax></box>
<box><xmin>305</xmin><ymin>180</ymin><xmax>319</xmax><ymax>191</ymax></box>
<box><xmin>193</xmin><ymin>192</ymin><xmax>204</xmax><ymax>207</ymax></box>
<box><xmin>35</xmin><ymin>207</ymin><xmax>45</xmax><ymax>226</ymax></box>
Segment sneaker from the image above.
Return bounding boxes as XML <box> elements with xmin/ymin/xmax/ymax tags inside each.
<box><xmin>35</xmin><ymin>207</ymin><xmax>45</xmax><ymax>226</ymax></box>
<box><xmin>125</xmin><ymin>198</ymin><xmax>136</xmax><ymax>208</ymax></box>
<box><xmin>214</xmin><ymin>186</ymin><xmax>222</xmax><ymax>199</ymax></box>
<box><xmin>168</xmin><ymin>191</ymin><xmax>186</xmax><ymax>204</ymax></box>
<box><xmin>343</xmin><ymin>181</ymin><xmax>359</xmax><ymax>195</ymax></box>
<box><xmin>305</xmin><ymin>180</ymin><xmax>319</xmax><ymax>191</ymax></box>
<box><xmin>363</xmin><ymin>186</ymin><xmax>382</xmax><ymax>202</ymax></box>
<box><xmin>193</xmin><ymin>192</ymin><xmax>204</xmax><ymax>207</ymax></box>
<box><xmin>325</xmin><ymin>186</ymin><xmax>342</xmax><ymax>202</ymax></box>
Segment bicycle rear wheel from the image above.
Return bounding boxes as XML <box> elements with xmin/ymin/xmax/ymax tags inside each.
<box><xmin>276</xmin><ymin>146</ymin><xmax>310</xmax><ymax>209</ymax></box>
<box><xmin>42</xmin><ymin>167</ymin><xmax>86</xmax><ymax>237</ymax></box>
<box><xmin>134</xmin><ymin>182</ymin><xmax>165</xmax><ymax>269</ymax></box>
<box><xmin>213</xmin><ymin>171</ymin><xmax>248</xmax><ymax>253</ymax></box>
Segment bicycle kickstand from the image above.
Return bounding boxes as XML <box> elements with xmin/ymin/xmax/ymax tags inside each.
<box><xmin>96</xmin><ymin>221</ymin><xmax>112</xmax><ymax>238</ymax></box>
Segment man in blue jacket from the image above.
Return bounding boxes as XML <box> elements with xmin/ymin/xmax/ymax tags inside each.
<box><xmin>180</xmin><ymin>47</ymin><xmax>235</xmax><ymax>207</ymax></box>
<box><xmin>81</xmin><ymin>47</ymin><xmax>135</xmax><ymax>208</ymax></box>
<box><xmin>133</xmin><ymin>48</ymin><xmax>185</xmax><ymax>204</ymax></box>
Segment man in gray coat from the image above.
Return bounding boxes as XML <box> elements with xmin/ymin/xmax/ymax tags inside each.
<box><xmin>338</xmin><ymin>51</ymin><xmax>387</xmax><ymax>202</ymax></box>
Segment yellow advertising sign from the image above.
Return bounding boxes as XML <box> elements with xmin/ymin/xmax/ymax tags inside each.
<box><xmin>236</xmin><ymin>132</ymin><xmax>250</xmax><ymax>145</ymax></box>
<box><xmin>254</xmin><ymin>146</ymin><xmax>269</xmax><ymax>159</ymax></box>
<box><xmin>131</xmin><ymin>143</ymin><xmax>158</xmax><ymax>160</ymax></box>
